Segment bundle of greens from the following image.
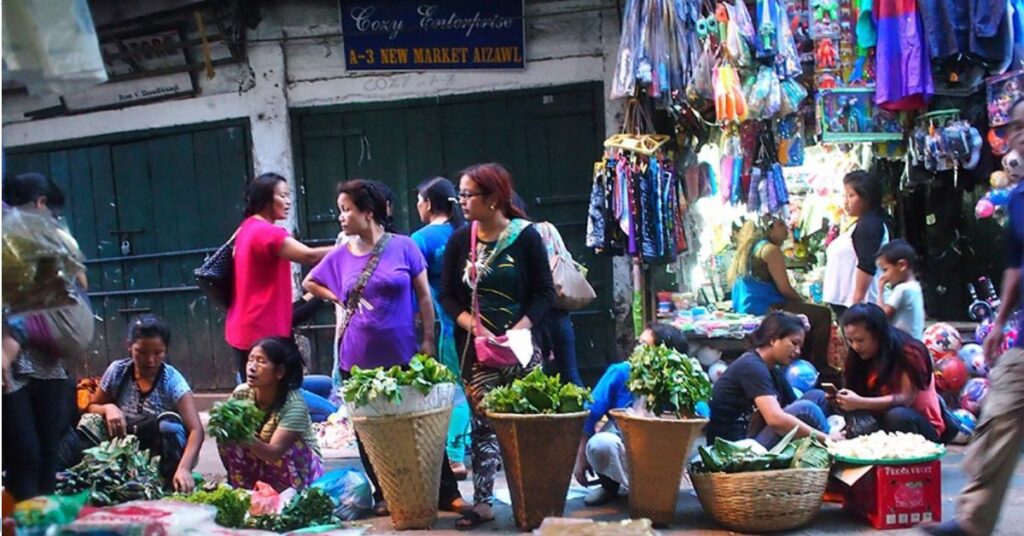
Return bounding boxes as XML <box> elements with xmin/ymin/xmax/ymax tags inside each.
<box><xmin>691</xmin><ymin>427</ymin><xmax>832</xmax><ymax>474</ymax></box>
<box><xmin>627</xmin><ymin>344</ymin><xmax>711</xmax><ymax>417</ymax></box>
<box><xmin>481</xmin><ymin>368</ymin><xmax>593</xmax><ymax>414</ymax></box>
<box><xmin>2</xmin><ymin>206</ymin><xmax>85</xmax><ymax>313</ymax></box>
<box><xmin>208</xmin><ymin>398</ymin><xmax>265</xmax><ymax>442</ymax></box>
<box><xmin>168</xmin><ymin>484</ymin><xmax>251</xmax><ymax>528</ymax></box>
<box><xmin>56</xmin><ymin>435</ymin><xmax>164</xmax><ymax>505</ymax></box>
<box><xmin>341</xmin><ymin>353</ymin><xmax>456</xmax><ymax>408</ymax></box>
<box><xmin>243</xmin><ymin>488</ymin><xmax>338</xmax><ymax>532</ymax></box>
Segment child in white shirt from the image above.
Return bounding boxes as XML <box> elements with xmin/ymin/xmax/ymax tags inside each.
<box><xmin>876</xmin><ymin>239</ymin><xmax>925</xmax><ymax>340</ymax></box>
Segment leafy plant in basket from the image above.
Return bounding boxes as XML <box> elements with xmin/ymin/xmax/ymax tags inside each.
<box><xmin>482</xmin><ymin>368</ymin><xmax>592</xmax><ymax>414</ymax></box>
<box><xmin>342</xmin><ymin>353</ymin><xmax>456</xmax><ymax>407</ymax></box>
<box><xmin>627</xmin><ymin>344</ymin><xmax>711</xmax><ymax>417</ymax></box>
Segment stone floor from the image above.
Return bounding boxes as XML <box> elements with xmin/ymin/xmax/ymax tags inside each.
<box><xmin>193</xmin><ymin>413</ymin><xmax>1024</xmax><ymax>535</ymax></box>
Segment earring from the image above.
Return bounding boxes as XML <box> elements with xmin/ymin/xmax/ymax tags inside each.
<box><xmin>489</xmin><ymin>204</ymin><xmax>497</xmax><ymax>210</ymax></box>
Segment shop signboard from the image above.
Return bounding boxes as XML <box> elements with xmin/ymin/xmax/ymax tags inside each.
<box><xmin>339</xmin><ymin>0</ymin><xmax>525</xmax><ymax>71</ymax></box>
<box><xmin>62</xmin><ymin>28</ymin><xmax>195</xmax><ymax>112</ymax></box>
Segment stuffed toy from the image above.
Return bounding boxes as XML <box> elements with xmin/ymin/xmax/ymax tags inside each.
<box><xmin>816</xmin><ymin>39</ymin><xmax>837</xmax><ymax>69</ymax></box>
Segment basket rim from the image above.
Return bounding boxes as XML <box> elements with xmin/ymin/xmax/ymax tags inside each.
<box><xmin>690</xmin><ymin>467</ymin><xmax>831</xmax><ymax>479</ymax></box>
<box><xmin>350</xmin><ymin>406</ymin><xmax>450</xmax><ymax>422</ymax></box>
<box><xmin>484</xmin><ymin>410</ymin><xmax>590</xmax><ymax>420</ymax></box>
<box><xmin>609</xmin><ymin>408</ymin><xmax>709</xmax><ymax>424</ymax></box>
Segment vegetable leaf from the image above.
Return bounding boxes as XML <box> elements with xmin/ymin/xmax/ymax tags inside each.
<box><xmin>626</xmin><ymin>344</ymin><xmax>711</xmax><ymax>418</ymax></box>
<box><xmin>481</xmin><ymin>368</ymin><xmax>593</xmax><ymax>415</ymax></box>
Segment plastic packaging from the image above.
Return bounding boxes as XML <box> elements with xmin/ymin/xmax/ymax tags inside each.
<box><xmin>310</xmin><ymin>469</ymin><xmax>373</xmax><ymax>521</ymax></box>
<box><xmin>2</xmin><ymin>206</ymin><xmax>85</xmax><ymax>314</ymax></box>
<box><xmin>250</xmin><ymin>482</ymin><xmax>286</xmax><ymax>516</ymax></box>
<box><xmin>12</xmin><ymin>491</ymin><xmax>88</xmax><ymax>527</ymax></box>
<box><xmin>610</xmin><ymin>0</ymin><xmax>642</xmax><ymax>99</ymax></box>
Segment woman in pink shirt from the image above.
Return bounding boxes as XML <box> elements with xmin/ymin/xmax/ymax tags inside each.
<box><xmin>225</xmin><ymin>173</ymin><xmax>331</xmax><ymax>382</ymax></box>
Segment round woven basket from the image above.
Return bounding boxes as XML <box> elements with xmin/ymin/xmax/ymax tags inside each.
<box><xmin>486</xmin><ymin>411</ymin><xmax>589</xmax><ymax>530</ymax></box>
<box><xmin>348</xmin><ymin>383</ymin><xmax>456</xmax><ymax>418</ymax></box>
<box><xmin>609</xmin><ymin>409</ymin><xmax>707</xmax><ymax>527</ymax></box>
<box><xmin>351</xmin><ymin>406</ymin><xmax>452</xmax><ymax>530</ymax></box>
<box><xmin>690</xmin><ymin>468</ymin><xmax>829</xmax><ymax>533</ymax></box>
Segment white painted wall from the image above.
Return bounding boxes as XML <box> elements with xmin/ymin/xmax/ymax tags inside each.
<box><xmin>2</xmin><ymin>0</ymin><xmax>637</xmax><ymax>353</ymax></box>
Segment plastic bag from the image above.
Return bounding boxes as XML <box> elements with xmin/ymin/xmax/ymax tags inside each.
<box><xmin>845</xmin><ymin>410</ymin><xmax>881</xmax><ymax>438</ymax></box>
<box><xmin>7</xmin><ymin>286</ymin><xmax>94</xmax><ymax>361</ymax></box>
<box><xmin>778</xmin><ymin>78</ymin><xmax>809</xmax><ymax>116</ymax></box>
<box><xmin>310</xmin><ymin>469</ymin><xmax>373</xmax><ymax>521</ymax></box>
<box><xmin>725</xmin><ymin>4</ymin><xmax>753</xmax><ymax>68</ymax></box>
<box><xmin>250</xmin><ymin>482</ymin><xmax>286</xmax><ymax>516</ymax></box>
<box><xmin>775</xmin><ymin>1</ymin><xmax>803</xmax><ymax>79</ymax></box>
<box><xmin>688</xmin><ymin>41</ymin><xmax>716</xmax><ymax>101</ymax></box>
<box><xmin>2</xmin><ymin>206</ymin><xmax>85</xmax><ymax>314</ymax></box>
<box><xmin>610</xmin><ymin>0</ymin><xmax>642</xmax><ymax>99</ymax></box>
<box><xmin>713</xmin><ymin>63</ymin><xmax>748</xmax><ymax>122</ymax></box>
<box><xmin>13</xmin><ymin>491</ymin><xmax>88</xmax><ymax>527</ymax></box>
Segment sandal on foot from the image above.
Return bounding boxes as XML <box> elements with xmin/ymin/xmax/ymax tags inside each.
<box><xmin>455</xmin><ymin>508</ymin><xmax>494</xmax><ymax>530</ymax></box>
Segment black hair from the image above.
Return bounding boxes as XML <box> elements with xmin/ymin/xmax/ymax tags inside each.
<box><xmin>750</xmin><ymin>311</ymin><xmax>807</xmax><ymax>347</ymax></box>
<box><xmin>417</xmin><ymin>177</ymin><xmax>465</xmax><ymax>228</ymax></box>
<box><xmin>2</xmin><ymin>173</ymin><xmax>66</xmax><ymax>216</ymax></box>
<box><xmin>338</xmin><ymin>179</ymin><xmax>397</xmax><ymax>233</ymax></box>
<box><xmin>511</xmin><ymin>192</ymin><xmax>530</xmax><ymax>219</ymax></box>
<box><xmin>127</xmin><ymin>314</ymin><xmax>171</xmax><ymax>346</ymax></box>
<box><xmin>645</xmin><ymin>322</ymin><xmax>688</xmax><ymax>354</ymax></box>
<box><xmin>840</xmin><ymin>303</ymin><xmax>932</xmax><ymax>393</ymax></box>
<box><xmin>842</xmin><ymin>170</ymin><xmax>883</xmax><ymax>212</ymax></box>
<box><xmin>876</xmin><ymin>239</ymin><xmax>919</xmax><ymax>271</ymax></box>
<box><xmin>251</xmin><ymin>336</ymin><xmax>305</xmax><ymax>415</ymax></box>
<box><xmin>244</xmin><ymin>173</ymin><xmax>287</xmax><ymax>217</ymax></box>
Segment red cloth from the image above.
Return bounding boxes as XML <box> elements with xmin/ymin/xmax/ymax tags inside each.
<box><xmin>866</xmin><ymin>344</ymin><xmax>946</xmax><ymax>436</ymax></box>
<box><xmin>225</xmin><ymin>216</ymin><xmax>291</xmax><ymax>350</ymax></box>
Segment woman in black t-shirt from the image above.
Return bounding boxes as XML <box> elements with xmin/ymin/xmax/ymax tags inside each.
<box><xmin>707</xmin><ymin>312</ymin><xmax>837</xmax><ymax>447</ymax></box>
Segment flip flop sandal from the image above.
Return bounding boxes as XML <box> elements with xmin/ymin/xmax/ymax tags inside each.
<box><xmin>455</xmin><ymin>510</ymin><xmax>494</xmax><ymax>530</ymax></box>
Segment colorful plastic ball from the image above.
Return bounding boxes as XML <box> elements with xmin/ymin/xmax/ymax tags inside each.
<box><xmin>976</xmin><ymin>322</ymin><xmax>994</xmax><ymax>345</ymax></box>
<box><xmin>785</xmin><ymin>359</ymin><xmax>819</xmax><ymax>392</ymax></box>
<box><xmin>975</xmin><ymin>198</ymin><xmax>995</xmax><ymax>218</ymax></box>
<box><xmin>1004</xmin><ymin>327</ymin><xmax>1019</xmax><ymax>350</ymax></box>
<box><xmin>950</xmin><ymin>408</ymin><xmax>978</xmax><ymax>444</ymax></box>
<box><xmin>935</xmin><ymin>356</ymin><xmax>969</xmax><ymax>394</ymax></box>
<box><xmin>989</xmin><ymin>188</ymin><xmax>1011</xmax><ymax>206</ymax></box>
<box><xmin>959</xmin><ymin>343</ymin><xmax>988</xmax><ymax>377</ymax></box>
<box><xmin>708</xmin><ymin>360</ymin><xmax>729</xmax><ymax>383</ymax></box>
<box><xmin>923</xmin><ymin>322</ymin><xmax>963</xmax><ymax>360</ymax></box>
<box><xmin>959</xmin><ymin>378</ymin><xmax>991</xmax><ymax>415</ymax></box>
<box><xmin>694</xmin><ymin>400</ymin><xmax>711</xmax><ymax>418</ymax></box>
<box><xmin>990</xmin><ymin>170</ymin><xmax>1010</xmax><ymax>188</ymax></box>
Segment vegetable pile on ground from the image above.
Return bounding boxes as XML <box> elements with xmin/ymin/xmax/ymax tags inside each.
<box><xmin>55</xmin><ymin>435</ymin><xmax>164</xmax><ymax>505</ymax></box>
<box><xmin>691</xmin><ymin>427</ymin><xmax>832</xmax><ymax>473</ymax></box>
<box><xmin>342</xmin><ymin>353</ymin><xmax>456</xmax><ymax>407</ymax></box>
<box><xmin>627</xmin><ymin>344</ymin><xmax>711</xmax><ymax>417</ymax></box>
<box><xmin>482</xmin><ymin>368</ymin><xmax>593</xmax><ymax>414</ymax></box>
<box><xmin>208</xmin><ymin>398</ymin><xmax>264</xmax><ymax>442</ymax></box>
<box><xmin>168</xmin><ymin>484</ymin><xmax>250</xmax><ymax>528</ymax></box>
<box><xmin>244</xmin><ymin>488</ymin><xmax>338</xmax><ymax>532</ymax></box>
<box><xmin>828</xmin><ymin>431</ymin><xmax>944</xmax><ymax>461</ymax></box>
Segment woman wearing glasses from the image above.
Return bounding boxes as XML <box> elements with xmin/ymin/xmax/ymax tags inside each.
<box><xmin>440</xmin><ymin>163</ymin><xmax>555</xmax><ymax>529</ymax></box>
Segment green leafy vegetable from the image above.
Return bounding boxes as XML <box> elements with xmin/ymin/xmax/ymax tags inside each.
<box><xmin>168</xmin><ymin>484</ymin><xmax>251</xmax><ymax>528</ymax></box>
<box><xmin>791</xmin><ymin>436</ymin><xmax>833</xmax><ymax>469</ymax></box>
<box><xmin>55</xmin><ymin>435</ymin><xmax>164</xmax><ymax>505</ymax></box>
<box><xmin>691</xmin><ymin>426</ymin><xmax>833</xmax><ymax>474</ymax></box>
<box><xmin>627</xmin><ymin>344</ymin><xmax>711</xmax><ymax>418</ymax></box>
<box><xmin>243</xmin><ymin>488</ymin><xmax>338</xmax><ymax>532</ymax></box>
<box><xmin>342</xmin><ymin>353</ymin><xmax>456</xmax><ymax>408</ymax></box>
<box><xmin>208</xmin><ymin>398</ymin><xmax>265</xmax><ymax>442</ymax></box>
<box><xmin>481</xmin><ymin>368</ymin><xmax>593</xmax><ymax>415</ymax></box>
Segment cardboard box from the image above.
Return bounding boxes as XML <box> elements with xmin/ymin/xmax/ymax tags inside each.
<box><xmin>830</xmin><ymin>460</ymin><xmax>942</xmax><ymax>529</ymax></box>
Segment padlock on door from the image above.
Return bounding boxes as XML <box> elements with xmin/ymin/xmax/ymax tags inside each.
<box><xmin>120</xmin><ymin>239</ymin><xmax>132</xmax><ymax>256</ymax></box>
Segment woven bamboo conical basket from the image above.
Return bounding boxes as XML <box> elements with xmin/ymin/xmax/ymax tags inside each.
<box><xmin>609</xmin><ymin>409</ymin><xmax>707</xmax><ymax>527</ymax></box>
<box><xmin>352</xmin><ymin>406</ymin><xmax>452</xmax><ymax>530</ymax></box>
<box><xmin>487</xmin><ymin>410</ymin><xmax>589</xmax><ymax>530</ymax></box>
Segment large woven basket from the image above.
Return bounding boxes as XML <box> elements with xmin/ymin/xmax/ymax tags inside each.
<box><xmin>690</xmin><ymin>467</ymin><xmax>829</xmax><ymax>533</ymax></box>
<box><xmin>609</xmin><ymin>409</ymin><xmax>707</xmax><ymax>527</ymax></box>
<box><xmin>351</xmin><ymin>406</ymin><xmax>452</xmax><ymax>530</ymax></box>
<box><xmin>486</xmin><ymin>411</ymin><xmax>589</xmax><ymax>530</ymax></box>
<box><xmin>348</xmin><ymin>383</ymin><xmax>456</xmax><ymax>418</ymax></box>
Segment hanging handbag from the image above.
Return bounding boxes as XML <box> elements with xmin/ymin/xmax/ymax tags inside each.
<box><xmin>467</xmin><ymin>222</ymin><xmax>530</xmax><ymax>369</ymax></box>
<box><xmin>538</xmin><ymin>222</ymin><xmax>596</xmax><ymax>311</ymax></box>
<box><xmin>194</xmin><ymin>228</ymin><xmax>239</xmax><ymax>309</ymax></box>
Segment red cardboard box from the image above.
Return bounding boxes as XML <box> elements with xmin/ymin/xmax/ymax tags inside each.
<box><xmin>830</xmin><ymin>460</ymin><xmax>942</xmax><ymax>529</ymax></box>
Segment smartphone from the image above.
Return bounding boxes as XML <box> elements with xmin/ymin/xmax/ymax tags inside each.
<box><xmin>822</xmin><ymin>383</ymin><xmax>838</xmax><ymax>396</ymax></box>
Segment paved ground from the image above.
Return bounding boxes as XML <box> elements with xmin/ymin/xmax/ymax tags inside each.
<box><xmin>193</xmin><ymin>413</ymin><xmax>1024</xmax><ymax>535</ymax></box>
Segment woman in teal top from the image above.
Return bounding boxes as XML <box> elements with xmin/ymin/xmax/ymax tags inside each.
<box><xmin>728</xmin><ymin>215</ymin><xmax>836</xmax><ymax>384</ymax></box>
<box><xmin>411</xmin><ymin>176</ymin><xmax>471</xmax><ymax>480</ymax></box>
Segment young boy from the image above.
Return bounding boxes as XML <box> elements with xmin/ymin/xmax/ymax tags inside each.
<box><xmin>876</xmin><ymin>239</ymin><xmax>925</xmax><ymax>340</ymax></box>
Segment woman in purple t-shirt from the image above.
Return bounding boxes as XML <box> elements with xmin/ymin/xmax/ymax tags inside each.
<box><xmin>303</xmin><ymin>179</ymin><xmax>465</xmax><ymax>515</ymax></box>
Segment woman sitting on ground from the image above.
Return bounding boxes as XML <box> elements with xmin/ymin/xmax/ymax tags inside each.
<box><xmin>837</xmin><ymin>304</ymin><xmax>945</xmax><ymax>441</ymax></box>
<box><xmin>218</xmin><ymin>337</ymin><xmax>324</xmax><ymax>491</ymax></box>
<box><xmin>707</xmin><ymin>312</ymin><xmax>837</xmax><ymax>447</ymax></box>
<box><xmin>81</xmin><ymin>315</ymin><xmax>203</xmax><ymax>493</ymax></box>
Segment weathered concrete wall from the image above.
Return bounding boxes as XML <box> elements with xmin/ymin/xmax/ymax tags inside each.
<box><xmin>2</xmin><ymin>0</ymin><xmax>636</xmax><ymax>356</ymax></box>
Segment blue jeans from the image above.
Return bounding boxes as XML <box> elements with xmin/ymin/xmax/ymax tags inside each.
<box><xmin>301</xmin><ymin>375</ymin><xmax>338</xmax><ymax>423</ymax></box>
<box><xmin>880</xmin><ymin>406</ymin><xmax>939</xmax><ymax>442</ymax></box>
<box><xmin>754</xmin><ymin>389</ymin><xmax>830</xmax><ymax>448</ymax></box>
<box><xmin>541</xmin><ymin>309</ymin><xmax>584</xmax><ymax>386</ymax></box>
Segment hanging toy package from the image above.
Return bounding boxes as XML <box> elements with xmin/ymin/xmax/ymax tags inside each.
<box><xmin>688</xmin><ymin>40</ymin><xmax>717</xmax><ymax>102</ymax></box>
<box><xmin>776</xmin><ymin>114</ymin><xmax>806</xmax><ymax>167</ymax></box>
<box><xmin>714</xmin><ymin>62</ymin><xmax>748</xmax><ymax>123</ymax></box>
<box><xmin>779</xmin><ymin>78</ymin><xmax>809</xmax><ymax>116</ymax></box>
<box><xmin>775</xmin><ymin>1</ymin><xmax>803</xmax><ymax>79</ymax></box>
<box><xmin>610</xmin><ymin>0</ymin><xmax>642</xmax><ymax>99</ymax></box>
<box><xmin>756</xmin><ymin>0</ymin><xmax>779</xmax><ymax>59</ymax></box>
